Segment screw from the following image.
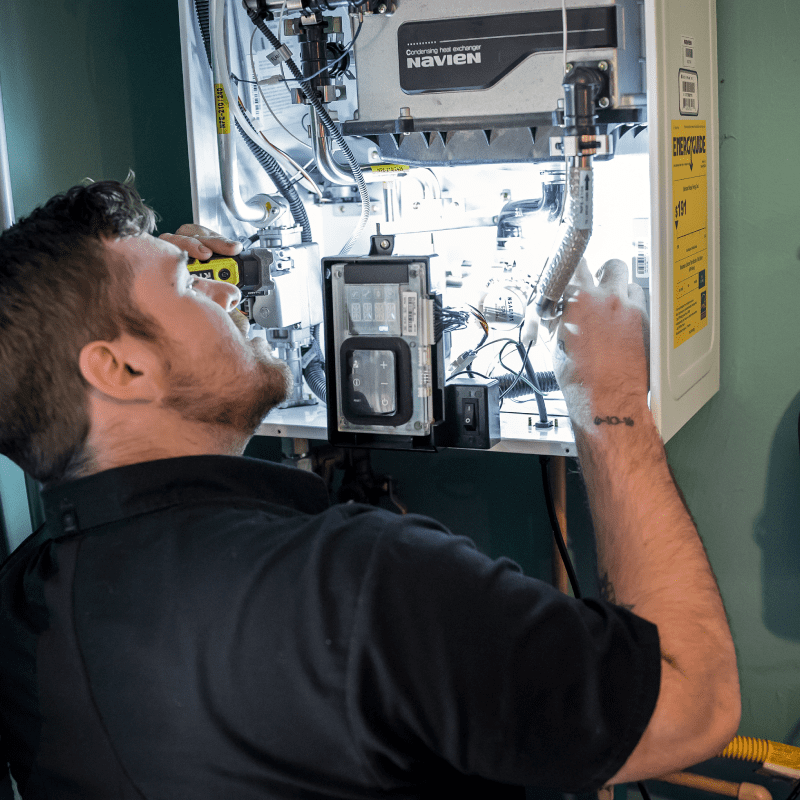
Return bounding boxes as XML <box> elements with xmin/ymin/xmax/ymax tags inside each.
<box><xmin>598</xmin><ymin>96</ymin><xmax>610</xmax><ymax>109</ymax></box>
<box><xmin>565</xmin><ymin>62</ymin><xmax>573</xmax><ymax>73</ymax></box>
<box><xmin>380</xmin><ymin>238</ymin><xmax>391</xmax><ymax>249</ymax></box>
<box><xmin>368</xmin><ymin>149</ymin><xmax>380</xmax><ymax>162</ymax></box>
<box><xmin>501</xmin><ymin>190</ymin><xmax>511</xmax><ymax>201</ymax></box>
<box><xmin>598</xmin><ymin>60</ymin><xmax>609</xmax><ymax>71</ymax></box>
<box><xmin>414</xmin><ymin>421</ymin><xmax>422</xmax><ymax>430</ymax></box>
<box><xmin>399</xmin><ymin>106</ymin><xmax>412</xmax><ymax>117</ymax></box>
<box><xmin>377</xmin><ymin>3</ymin><xmax>387</xmax><ymax>12</ymax></box>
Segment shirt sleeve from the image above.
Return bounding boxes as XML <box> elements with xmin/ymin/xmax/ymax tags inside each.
<box><xmin>345</xmin><ymin>511</ymin><xmax>661</xmax><ymax>791</ymax></box>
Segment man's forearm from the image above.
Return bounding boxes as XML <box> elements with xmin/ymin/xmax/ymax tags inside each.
<box><xmin>575</xmin><ymin>403</ymin><xmax>740</xmax><ymax>780</ymax></box>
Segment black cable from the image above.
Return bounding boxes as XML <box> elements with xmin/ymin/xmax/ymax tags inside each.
<box><xmin>539</xmin><ymin>455</ymin><xmax>582</xmax><ymax>599</ymax></box>
<box><xmin>285</xmin><ymin>17</ymin><xmax>363</xmax><ymax>85</ymax></box>
<box><xmin>448</xmin><ymin>370</ymin><xmax>494</xmax><ymax>382</ymax></box>
<box><xmin>250</xmin><ymin>13</ymin><xmax>370</xmax><ymax>211</ymax></box>
<box><xmin>637</xmin><ymin>782</ymin><xmax>653</xmax><ymax>800</ymax></box>
<box><xmin>193</xmin><ymin>0</ymin><xmax>313</xmax><ymax>243</ymax></box>
<box><xmin>517</xmin><ymin>341</ymin><xmax>549</xmax><ymax>425</ymax></box>
<box><xmin>784</xmin><ymin>778</ymin><xmax>800</xmax><ymax>800</ymax></box>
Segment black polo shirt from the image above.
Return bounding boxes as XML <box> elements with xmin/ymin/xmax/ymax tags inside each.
<box><xmin>0</xmin><ymin>455</ymin><xmax>660</xmax><ymax>799</ymax></box>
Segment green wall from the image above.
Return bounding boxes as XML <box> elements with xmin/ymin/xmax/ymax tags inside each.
<box><xmin>2</xmin><ymin>0</ymin><xmax>800</xmax><ymax>765</ymax></box>
<box><xmin>666</xmin><ymin>0</ymin><xmax>800</xmax><ymax>745</ymax></box>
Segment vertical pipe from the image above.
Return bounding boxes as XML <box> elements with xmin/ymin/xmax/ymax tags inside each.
<box><xmin>0</xmin><ymin>74</ymin><xmax>16</xmax><ymax>230</ymax></box>
<box><xmin>551</xmin><ymin>456</ymin><xmax>570</xmax><ymax>593</ymax></box>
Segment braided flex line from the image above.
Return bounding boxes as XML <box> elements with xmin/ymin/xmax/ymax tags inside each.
<box><xmin>536</xmin><ymin>158</ymin><xmax>593</xmax><ymax>320</ymax></box>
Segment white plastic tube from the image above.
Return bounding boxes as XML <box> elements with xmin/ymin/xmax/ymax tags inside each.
<box><xmin>211</xmin><ymin>0</ymin><xmax>273</xmax><ymax>225</ymax></box>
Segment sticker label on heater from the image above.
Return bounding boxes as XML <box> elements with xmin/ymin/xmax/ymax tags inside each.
<box><xmin>398</xmin><ymin>7</ymin><xmax>617</xmax><ymax>93</ymax></box>
<box><xmin>681</xmin><ymin>35</ymin><xmax>695</xmax><ymax>67</ymax></box>
<box><xmin>402</xmin><ymin>292</ymin><xmax>418</xmax><ymax>336</ymax></box>
<box><xmin>214</xmin><ymin>84</ymin><xmax>230</xmax><ymax>134</ymax></box>
<box><xmin>672</xmin><ymin>119</ymin><xmax>708</xmax><ymax>348</ymax></box>
<box><xmin>574</xmin><ymin>169</ymin><xmax>593</xmax><ymax>230</ymax></box>
<box><xmin>679</xmin><ymin>69</ymin><xmax>699</xmax><ymax>116</ymax></box>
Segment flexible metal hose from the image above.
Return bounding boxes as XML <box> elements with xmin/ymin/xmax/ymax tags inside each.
<box><xmin>536</xmin><ymin>156</ymin><xmax>593</xmax><ymax>319</ymax></box>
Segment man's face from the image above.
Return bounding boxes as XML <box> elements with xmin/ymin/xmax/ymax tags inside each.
<box><xmin>107</xmin><ymin>233</ymin><xmax>291</xmax><ymax>435</ymax></box>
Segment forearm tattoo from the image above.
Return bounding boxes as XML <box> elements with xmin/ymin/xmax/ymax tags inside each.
<box><xmin>594</xmin><ymin>416</ymin><xmax>634</xmax><ymax>427</ymax></box>
<box><xmin>598</xmin><ymin>572</ymin><xmax>635</xmax><ymax>612</ymax></box>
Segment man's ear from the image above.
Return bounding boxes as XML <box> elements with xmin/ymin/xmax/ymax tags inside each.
<box><xmin>79</xmin><ymin>336</ymin><xmax>163</xmax><ymax>402</ymax></box>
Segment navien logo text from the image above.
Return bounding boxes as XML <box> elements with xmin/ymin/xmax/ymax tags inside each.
<box><xmin>407</xmin><ymin>53</ymin><xmax>481</xmax><ymax>68</ymax></box>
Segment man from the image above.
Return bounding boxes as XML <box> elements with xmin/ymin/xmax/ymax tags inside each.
<box><xmin>0</xmin><ymin>180</ymin><xmax>739</xmax><ymax>798</ymax></box>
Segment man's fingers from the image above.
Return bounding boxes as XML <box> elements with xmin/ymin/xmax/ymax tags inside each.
<box><xmin>570</xmin><ymin>258</ymin><xmax>594</xmax><ymax>289</ymax></box>
<box><xmin>628</xmin><ymin>281</ymin><xmax>647</xmax><ymax>312</ymax></box>
<box><xmin>159</xmin><ymin>228</ymin><xmax>242</xmax><ymax>260</ymax></box>
<box><xmin>595</xmin><ymin>258</ymin><xmax>629</xmax><ymax>294</ymax></box>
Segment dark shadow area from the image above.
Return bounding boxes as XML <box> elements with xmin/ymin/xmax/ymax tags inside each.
<box><xmin>85</xmin><ymin>0</ymin><xmax>193</xmax><ymax>233</ymax></box>
<box><xmin>245</xmin><ymin>435</ymin><xmax>602</xmax><ymax>592</ymax></box>
<box><xmin>754</xmin><ymin>390</ymin><xmax>800</xmax><ymax>640</ymax></box>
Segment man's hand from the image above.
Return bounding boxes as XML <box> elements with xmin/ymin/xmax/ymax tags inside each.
<box><xmin>551</xmin><ymin>258</ymin><xmax>649</xmax><ymax>432</ymax></box>
<box><xmin>159</xmin><ymin>224</ymin><xmax>242</xmax><ymax>261</ymax></box>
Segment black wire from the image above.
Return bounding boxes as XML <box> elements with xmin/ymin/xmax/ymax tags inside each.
<box><xmin>637</xmin><ymin>782</ymin><xmax>653</xmax><ymax>800</ymax></box>
<box><xmin>448</xmin><ymin>370</ymin><xmax>494</xmax><ymax>382</ymax></box>
<box><xmin>785</xmin><ymin>778</ymin><xmax>800</xmax><ymax>800</ymax></box>
<box><xmin>539</xmin><ymin>456</ymin><xmax>582</xmax><ymax>599</ymax></box>
<box><xmin>282</xmin><ymin>17</ymin><xmax>363</xmax><ymax>85</ymax></box>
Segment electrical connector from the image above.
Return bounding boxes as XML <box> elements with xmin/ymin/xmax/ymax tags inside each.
<box><xmin>449</xmin><ymin>349</ymin><xmax>477</xmax><ymax>374</ymax></box>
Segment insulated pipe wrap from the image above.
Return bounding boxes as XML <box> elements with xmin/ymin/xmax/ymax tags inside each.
<box><xmin>536</xmin><ymin>158</ymin><xmax>593</xmax><ymax>319</ymax></box>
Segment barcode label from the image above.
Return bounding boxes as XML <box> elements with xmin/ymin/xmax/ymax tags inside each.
<box><xmin>636</xmin><ymin>244</ymin><xmax>649</xmax><ymax>277</ymax></box>
<box><xmin>250</xmin><ymin>79</ymin><xmax>262</xmax><ymax>123</ymax></box>
<box><xmin>679</xmin><ymin>69</ymin><xmax>699</xmax><ymax>116</ymax></box>
<box><xmin>632</xmin><ymin>218</ymin><xmax>650</xmax><ymax>281</ymax></box>
<box><xmin>402</xmin><ymin>292</ymin><xmax>418</xmax><ymax>336</ymax></box>
<box><xmin>682</xmin><ymin>35</ymin><xmax>695</xmax><ymax>67</ymax></box>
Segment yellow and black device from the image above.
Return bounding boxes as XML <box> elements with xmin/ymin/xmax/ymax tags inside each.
<box><xmin>187</xmin><ymin>254</ymin><xmax>243</xmax><ymax>286</ymax></box>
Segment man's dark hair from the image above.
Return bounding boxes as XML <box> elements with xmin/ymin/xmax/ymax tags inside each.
<box><xmin>0</xmin><ymin>178</ymin><xmax>160</xmax><ymax>486</ymax></box>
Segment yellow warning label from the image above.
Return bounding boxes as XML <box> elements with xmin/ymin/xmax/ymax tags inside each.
<box><xmin>672</xmin><ymin>119</ymin><xmax>708</xmax><ymax>348</ymax></box>
<box><xmin>369</xmin><ymin>164</ymin><xmax>410</xmax><ymax>173</ymax></box>
<box><xmin>214</xmin><ymin>83</ymin><xmax>230</xmax><ymax>135</ymax></box>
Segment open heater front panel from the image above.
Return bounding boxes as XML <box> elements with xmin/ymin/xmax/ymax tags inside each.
<box><xmin>177</xmin><ymin>0</ymin><xmax>720</xmax><ymax>454</ymax></box>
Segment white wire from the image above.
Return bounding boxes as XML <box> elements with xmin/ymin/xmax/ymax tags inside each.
<box><xmin>212</xmin><ymin>0</ymin><xmax>321</xmax><ymax>196</ymax></box>
<box><xmin>249</xmin><ymin>27</ymin><xmax>312</xmax><ymax>150</ymax></box>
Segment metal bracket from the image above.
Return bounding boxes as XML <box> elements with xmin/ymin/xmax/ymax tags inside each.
<box><xmin>369</xmin><ymin>227</ymin><xmax>395</xmax><ymax>256</ymax></box>
<box><xmin>550</xmin><ymin>134</ymin><xmax>613</xmax><ymax>157</ymax></box>
<box><xmin>266</xmin><ymin>43</ymin><xmax>293</xmax><ymax>66</ymax></box>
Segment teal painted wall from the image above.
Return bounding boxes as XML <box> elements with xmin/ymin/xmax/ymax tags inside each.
<box><xmin>2</xmin><ymin>0</ymin><xmax>800</xmax><ymax>762</ymax></box>
<box><xmin>0</xmin><ymin>0</ymin><xmax>192</xmax><ymax>231</ymax></box>
<box><xmin>665</xmin><ymin>0</ymin><xmax>800</xmax><ymax>746</ymax></box>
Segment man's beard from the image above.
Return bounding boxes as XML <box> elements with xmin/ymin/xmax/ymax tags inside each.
<box><xmin>160</xmin><ymin>313</ymin><xmax>292</xmax><ymax>435</ymax></box>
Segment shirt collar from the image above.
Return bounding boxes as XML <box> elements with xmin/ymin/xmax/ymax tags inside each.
<box><xmin>41</xmin><ymin>455</ymin><xmax>330</xmax><ymax>536</ymax></box>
